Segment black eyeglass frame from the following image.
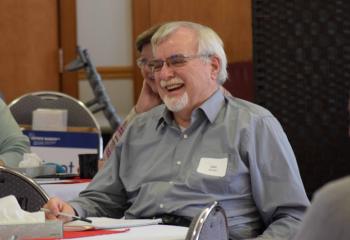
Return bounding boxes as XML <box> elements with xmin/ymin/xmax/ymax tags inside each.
<box><xmin>148</xmin><ymin>53</ymin><xmax>212</xmax><ymax>72</ymax></box>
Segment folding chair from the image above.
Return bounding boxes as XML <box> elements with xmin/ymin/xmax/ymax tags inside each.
<box><xmin>185</xmin><ymin>201</ymin><xmax>229</xmax><ymax>240</ymax></box>
<box><xmin>0</xmin><ymin>166</ymin><xmax>49</xmax><ymax>212</ymax></box>
<box><xmin>8</xmin><ymin>91</ymin><xmax>103</xmax><ymax>173</ymax></box>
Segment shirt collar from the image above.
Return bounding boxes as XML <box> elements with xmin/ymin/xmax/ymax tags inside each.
<box><xmin>199</xmin><ymin>89</ymin><xmax>225</xmax><ymax>123</ymax></box>
<box><xmin>156</xmin><ymin>89</ymin><xmax>225</xmax><ymax>130</ymax></box>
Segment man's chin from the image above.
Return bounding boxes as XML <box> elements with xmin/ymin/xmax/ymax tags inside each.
<box><xmin>163</xmin><ymin>94</ymin><xmax>188</xmax><ymax>112</ymax></box>
<box><xmin>167</xmin><ymin>106</ymin><xmax>186</xmax><ymax>113</ymax></box>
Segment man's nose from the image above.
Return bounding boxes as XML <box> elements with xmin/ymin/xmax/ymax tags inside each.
<box><xmin>157</xmin><ymin>62</ymin><xmax>175</xmax><ymax>80</ymax></box>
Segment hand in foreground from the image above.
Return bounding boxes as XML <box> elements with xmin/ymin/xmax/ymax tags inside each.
<box><xmin>42</xmin><ymin>197</ymin><xmax>76</xmax><ymax>223</ymax></box>
<box><xmin>135</xmin><ymin>80</ymin><xmax>162</xmax><ymax>113</ymax></box>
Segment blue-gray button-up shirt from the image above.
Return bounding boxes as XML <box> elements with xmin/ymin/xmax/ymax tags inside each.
<box><xmin>71</xmin><ymin>90</ymin><xmax>309</xmax><ymax>239</ymax></box>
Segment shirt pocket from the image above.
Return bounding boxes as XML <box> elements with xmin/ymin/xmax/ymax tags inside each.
<box><xmin>187</xmin><ymin>151</ymin><xmax>250</xmax><ymax>195</ymax></box>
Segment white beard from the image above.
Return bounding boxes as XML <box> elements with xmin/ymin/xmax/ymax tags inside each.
<box><xmin>163</xmin><ymin>92</ymin><xmax>189</xmax><ymax>112</ymax></box>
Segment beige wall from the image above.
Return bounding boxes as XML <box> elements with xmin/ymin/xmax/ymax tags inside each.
<box><xmin>76</xmin><ymin>0</ymin><xmax>134</xmax><ymax>130</ymax></box>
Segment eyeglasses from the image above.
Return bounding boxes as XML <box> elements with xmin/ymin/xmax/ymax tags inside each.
<box><xmin>136</xmin><ymin>57</ymin><xmax>151</xmax><ymax>69</ymax></box>
<box><xmin>148</xmin><ymin>54</ymin><xmax>211</xmax><ymax>72</ymax></box>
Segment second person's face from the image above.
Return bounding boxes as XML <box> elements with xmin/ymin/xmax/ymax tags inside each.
<box><xmin>140</xmin><ymin>44</ymin><xmax>157</xmax><ymax>93</ymax></box>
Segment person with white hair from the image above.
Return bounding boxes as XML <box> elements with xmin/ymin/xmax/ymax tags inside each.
<box><xmin>44</xmin><ymin>21</ymin><xmax>309</xmax><ymax>240</ymax></box>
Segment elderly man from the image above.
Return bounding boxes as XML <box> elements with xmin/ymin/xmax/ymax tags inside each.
<box><xmin>44</xmin><ymin>21</ymin><xmax>309</xmax><ymax>239</ymax></box>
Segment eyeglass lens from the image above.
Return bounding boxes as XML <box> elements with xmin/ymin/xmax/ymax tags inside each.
<box><xmin>150</xmin><ymin>54</ymin><xmax>207</xmax><ymax>72</ymax></box>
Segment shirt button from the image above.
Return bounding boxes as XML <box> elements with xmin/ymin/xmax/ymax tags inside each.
<box><xmin>183</xmin><ymin>134</ymin><xmax>188</xmax><ymax>139</ymax></box>
<box><xmin>176</xmin><ymin>161</ymin><xmax>181</xmax><ymax>165</ymax></box>
<box><xmin>159</xmin><ymin>203</ymin><xmax>164</xmax><ymax>208</ymax></box>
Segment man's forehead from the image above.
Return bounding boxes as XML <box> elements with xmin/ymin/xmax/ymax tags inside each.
<box><xmin>154</xmin><ymin>28</ymin><xmax>198</xmax><ymax>57</ymax></box>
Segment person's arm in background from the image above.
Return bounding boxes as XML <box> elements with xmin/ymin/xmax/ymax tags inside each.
<box><xmin>0</xmin><ymin>99</ymin><xmax>30</xmax><ymax>167</ymax></box>
<box><xmin>291</xmin><ymin>95</ymin><xmax>350</xmax><ymax>240</ymax></box>
<box><xmin>291</xmin><ymin>176</ymin><xmax>350</xmax><ymax>240</ymax></box>
<box><xmin>102</xmin><ymin>80</ymin><xmax>161</xmax><ymax>162</ymax></box>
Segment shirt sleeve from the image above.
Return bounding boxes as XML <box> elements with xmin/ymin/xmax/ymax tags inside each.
<box><xmin>71</xmin><ymin>107</ymin><xmax>139</xmax><ymax>218</ymax></box>
<box><xmin>70</xmin><ymin>143</ymin><xmax>128</xmax><ymax>218</ymax></box>
<box><xmin>246</xmin><ymin>116</ymin><xmax>310</xmax><ymax>239</ymax></box>
<box><xmin>0</xmin><ymin>99</ymin><xmax>30</xmax><ymax>167</ymax></box>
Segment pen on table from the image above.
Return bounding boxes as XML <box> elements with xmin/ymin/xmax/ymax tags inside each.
<box><xmin>40</xmin><ymin>208</ymin><xmax>92</xmax><ymax>223</ymax></box>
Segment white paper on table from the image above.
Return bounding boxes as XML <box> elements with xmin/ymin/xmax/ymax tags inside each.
<box><xmin>64</xmin><ymin>217</ymin><xmax>162</xmax><ymax>231</ymax></box>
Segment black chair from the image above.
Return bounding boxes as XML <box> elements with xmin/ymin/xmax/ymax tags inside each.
<box><xmin>0</xmin><ymin>166</ymin><xmax>49</xmax><ymax>212</ymax></box>
<box><xmin>185</xmin><ymin>201</ymin><xmax>229</xmax><ymax>240</ymax></box>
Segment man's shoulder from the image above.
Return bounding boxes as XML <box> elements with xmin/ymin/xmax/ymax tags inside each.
<box><xmin>131</xmin><ymin>104</ymin><xmax>165</xmax><ymax>127</ymax></box>
<box><xmin>226</xmin><ymin>96</ymin><xmax>272</xmax><ymax>118</ymax></box>
<box><xmin>118</xmin><ymin>105</ymin><xmax>164</xmax><ymax>142</ymax></box>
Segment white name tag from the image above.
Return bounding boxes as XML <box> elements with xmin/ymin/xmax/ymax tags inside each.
<box><xmin>197</xmin><ymin>157</ymin><xmax>228</xmax><ymax>177</ymax></box>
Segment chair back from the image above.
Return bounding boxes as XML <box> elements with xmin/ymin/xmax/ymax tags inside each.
<box><xmin>0</xmin><ymin>166</ymin><xmax>49</xmax><ymax>212</ymax></box>
<box><xmin>185</xmin><ymin>201</ymin><xmax>229</xmax><ymax>240</ymax></box>
<box><xmin>9</xmin><ymin>91</ymin><xmax>100</xmax><ymax>129</ymax></box>
<box><xmin>8</xmin><ymin>91</ymin><xmax>103</xmax><ymax>173</ymax></box>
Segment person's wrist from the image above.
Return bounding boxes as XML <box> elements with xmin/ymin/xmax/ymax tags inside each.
<box><xmin>134</xmin><ymin>105</ymin><xmax>141</xmax><ymax>114</ymax></box>
<box><xmin>134</xmin><ymin>104</ymin><xmax>147</xmax><ymax>114</ymax></box>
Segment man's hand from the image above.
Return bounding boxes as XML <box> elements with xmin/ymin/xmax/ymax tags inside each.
<box><xmin>43</xmin><ymin>197</ymin><xmax>76</xmax><ymax>223</ymax></box>
<box><xmin>135</xmin><ymin>80</ymin><xmax>162</xmax><ymax>113</ymax></box>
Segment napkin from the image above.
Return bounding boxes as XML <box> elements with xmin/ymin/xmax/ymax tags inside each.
<box><xmin>19</xmin><ymin>153</ymin><xmax>43</xmax><ymax>168</ymax></box>
<box><xmin>0</xmin><ymin>195</ymin><xmax>45</xmax><ymax>225</ymax></box>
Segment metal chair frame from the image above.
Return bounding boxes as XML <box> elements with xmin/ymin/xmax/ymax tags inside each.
<box><xmin>185</xmin><ymin>201</ymin><xmax>229</xmax><ymax>240</ymax></box>
<box><xmin>0</xmin><ymin>166</ymin><xmax>49</xmax><ymax>212</ymax></box>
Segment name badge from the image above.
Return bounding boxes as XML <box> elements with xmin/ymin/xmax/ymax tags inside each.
<box><xmin>197</xmin><ymin>157</ymin><xmax>228</xmax><ymax>177</ymax></box>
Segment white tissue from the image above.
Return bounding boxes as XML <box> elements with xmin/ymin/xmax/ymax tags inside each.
<box><xmin>0</xmin><ymin>195</ymin><xmax>45</xmax><ymax>225</ymax></box>
<box><xmin>19</xmin><ymin>153</ymin><xmax>43</xmax><ymax>168</ymax></box>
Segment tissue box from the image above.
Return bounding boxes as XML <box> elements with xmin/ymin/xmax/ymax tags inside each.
<box><xmin>0</xmin><ymin>221</ymin><xmax>63</xmax><ymax>239</ymax></box>
<box><xmin>32</xmin><ymin>108</ymin><xmax>68</xmax><ymax>131</ymax></box>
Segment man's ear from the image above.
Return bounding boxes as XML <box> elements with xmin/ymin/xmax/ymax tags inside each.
<box><xmin>210</xmin><ymin>55</ymin><xmax>220</xmax><ymax>81</ymax></box>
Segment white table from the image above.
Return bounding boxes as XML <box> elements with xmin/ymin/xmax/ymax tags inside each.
<box><xmin>40</xmin><ymin>181</ymin><xmax>89</xmax><ymax>201</ymax></box>
<box><xmin>65</xmin><ymin>225</ymin><xmax>188</xmax><ymax>240</ymax></box>
<box><xmin>38</xmin><ymin>183</ymin><xmax>189</xmax><ymax>240</ymax></box>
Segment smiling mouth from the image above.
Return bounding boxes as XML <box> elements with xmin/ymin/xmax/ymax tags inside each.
<box><xmin>166</xmin><ymin>83</ymin><xmax>184</xmax><ymax>92</ymax></box>
<box><xmin>160</xmin><ymin>78</ymin><xmax>184</xmax><ymax>92</ymax></box>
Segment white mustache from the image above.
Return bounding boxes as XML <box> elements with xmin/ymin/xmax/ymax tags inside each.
<box><xmin>160</xmin><ymin>77</ymin><xmax>184</xmax><ymax>89</ymax></box>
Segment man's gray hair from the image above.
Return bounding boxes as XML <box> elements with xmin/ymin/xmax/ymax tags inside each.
<box><xmin>151</xmin><ymin>21</ymin><xmax>228</xmax><ymax>85</ymax></box>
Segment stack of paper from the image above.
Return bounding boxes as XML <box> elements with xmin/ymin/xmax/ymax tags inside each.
<box><xmin>64</xmin><ymin>217</ymin><xmax>162</xmax><ymax>231</ymax></box>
